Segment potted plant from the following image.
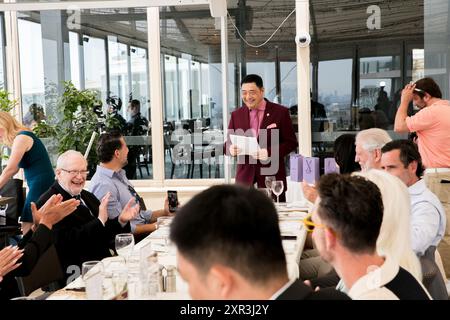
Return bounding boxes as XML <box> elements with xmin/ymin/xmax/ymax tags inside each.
<box><xmin>34</xmin><ymin>81</ymin><xmax>119</xmax><ymax>177</ymax></box>
<box><xmin>0</xmin><ymin>90</ymin><xmax>17</xmax><ymax>112</ymax></box>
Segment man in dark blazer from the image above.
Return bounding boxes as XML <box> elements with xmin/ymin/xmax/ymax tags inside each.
<box><xmin>36</xmin><ymin>150</ymin><xmax>139</xmax><ymax>281</ymax></box>
<box><xmin>170</xmin><ymin>184</ymin><xmax>350</xmax><ymax>300</ymax></box>
<box><xmin>226</xmin><ymin>74</ymin><xmax>297</xmax><ymax>201</ymax></box>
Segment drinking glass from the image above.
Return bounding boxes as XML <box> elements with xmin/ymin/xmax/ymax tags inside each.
<box><xmin>82</xmin><ymin>260</ymin><xmax>103</xmax><ymax>300</ymax></box>
<box><xmin>115</xmin><ymin>233</ymin><xmax>135</xmax><ymax>260</ymax></box>
<box><xmin>82</xmin><ymin>260</ymin><xmax>102</xmax><ymax>281</ymax></box>
<box><xmin>272</xmin><ymin>180</ymin><xmax>284</xmax><ymax>204</ymax></box>
<box><xmin>157</xmin><ymin>216</ymin><xmax>173</xmax><ymax>237</ymax></box>
<box><xmin>265</xmin><ymin>176</ymin><xmax>276</xmax><ymax>199</ymax></box>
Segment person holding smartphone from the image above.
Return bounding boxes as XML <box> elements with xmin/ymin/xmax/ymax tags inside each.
<box><xmin>90</xmin><ymin>131</ymin><xmax>178</xmax><ymax>240</ymax></box>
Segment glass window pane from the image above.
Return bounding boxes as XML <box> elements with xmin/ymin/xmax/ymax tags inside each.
<box><xmin>0</xmin><ymin>13</ymin><xmax>6</xmax><ymax>89</ymax></box>
<box><xmin>161</xmin><ymin>5</ymin><xmax>224</xmax><ymax>179</ymax></box>
<box><xmin>17</xmin><ymin>8</ymin><xmax>152</xmax><ymax>180</ymax></box>
<box><xmin>84</xmin><ymin>35</ymin><xmax>107</xmax><ymax>104</ymax></box>
<box><xmin>18</xmin><ymin>18</ymin><xmax>45</xmax><ymax>114</ymax></box>
<box><xmin>163</xmin><ymin>54</ymin><xmax>178</xmax><ymax>122</ymax></box>
<box><xmin>310</xmin><ymin>0</ymin><xmax>419</xmax><ymax>173</ymax></box>
<box><xmin>69</xmin><ymin>32</ymin><xmax>80</xmax><ymax>89</ymax></box>
<box><xmin>130</xmin><ymin>46</ymin><xmax>149</xmax><ymax>120</ymax></box>
<box><xmin>227</xmin><ymin>1</ymin><xmax>297</xmax><ymax>181</ymax></box>
<box><xmin>108</xmin><ymin>38</ymin><xmax>128</xmax><ymax>119</ymax></box>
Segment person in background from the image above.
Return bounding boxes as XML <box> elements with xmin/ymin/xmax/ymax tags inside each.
<box><xmin>170</xmin><ymin>184</ymin><xmax>350</xmax><ymax>300</ymax></box>
<box><xmin>0</xmin><ymin>111</ymin><xmax>55</xmax><ymax>235</ymax></box>
<box><xmin>310</xmin><ymin>173</ymin><xmax>430</xmax><ymax>300</ymax></box>
<box><xmin>89</xmin><ymin>131</ymin><xmax>171</xmax><ymax>240</ymax></box>
<box><xmin>354</xmin><ymin>128</ymin><xmax>392</xmax><ymax>171</ymax></box>
<box><xmin>381</xmin><ymin>140</ymin><xmax>446</xmax><ymax>256</ymax></box>
<box><xmin>124</xmin><ymin>99</ymin><xmax>149</xmax><ymax>180</ymax></box>
<box><xmin>226</xmin><ymin>74</ymin><xmax>298</xmax><ymax>202</ymax></box>
<box><xmin>381</xmin><ymin>140</ymin><xmax>448</xmax><ymax>299</ymax></box>
<box><xmin>394</xmin><ymin>77</ymin><xmax>450</xmax><ymax>278</ymax></box>
<box><xmin>333</xmin><ymin>134</ymin><xmax>361</xmax><ymax>174</ymax></box>
<box><xmin>106</xmin><ymin>95</ymin><xmax>127</xmax><ymax>132</ymax></box>
<box><xmin>23</xmin><ymin>103</ymin><xmax>45</xmax><ymax>129</ymax></box>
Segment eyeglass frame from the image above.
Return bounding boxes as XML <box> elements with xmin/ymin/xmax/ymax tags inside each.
<box><xmin>60</xmin><ymin>168</ymin><xmax>90</xmax><ymax>176</ymax></box>
<box><xmin>413</xmin><ymin>87</ymin><xmax>426</xmax><ymax>94</ymax></box>
<box><xmin>302</xmin><ymin>212</ymin><xmax>340</xmax><ymax>239</ymax></box>
<box><xmin>302</xmin><ymin>212</ymin><xmax>326</xmax><ymax>233</ymax></box>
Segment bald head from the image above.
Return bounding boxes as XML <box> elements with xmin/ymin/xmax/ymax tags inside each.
<box><xmin>55</xmin><ymin>150</ymin><xmax>88</xmax><ymax>195</ymax></box>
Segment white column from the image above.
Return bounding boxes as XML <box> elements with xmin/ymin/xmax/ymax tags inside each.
<box><xmin>4</xmin><ymin>0</ymin><xmax>22</xmax><ymax>120</ymax></box>
<box><xmin>221</xmin><ymin>15</ymin><xmax>230</xmax><ymax>183</ymax></box>
<box><xmin>296</xmin><ymin>0</ymin><xmax>312</xmax><ymax>157</ymax></box>
<box><xmin>147</xmin><ymin>7</ymin><xmax>164</xmax><ymax>183</ymax></box>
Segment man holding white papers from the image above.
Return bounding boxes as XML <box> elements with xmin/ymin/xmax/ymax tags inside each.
<box><xmin>226</xmin><ymin>74</ymin><xmax>297</xmax><ymax>201</ymax></box>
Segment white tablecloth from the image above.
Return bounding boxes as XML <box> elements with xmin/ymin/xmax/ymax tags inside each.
<box><xmin>49</xmin><ymin>206</ymin><xmax>310</xmax><ymax>300</ymax></box>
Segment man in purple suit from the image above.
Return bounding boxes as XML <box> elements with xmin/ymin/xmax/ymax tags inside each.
<box><xmin>226</xmin><ymin>74</ymin><xmax>298</xmax><ymax>201</ymax></box>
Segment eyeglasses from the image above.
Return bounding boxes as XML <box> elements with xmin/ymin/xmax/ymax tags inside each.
<box><xmin>61</xmin><ymin>169</ymin><xmax>89</xmax><ymax>176</ymax></box>
<box><xmin>302</xmin><ymin>212</ymin><xmax>326</xmax><ymax>233</ymax></box>
<box><xmin>413</xmin><ymin>88</ymin><xmax>426</xmax><ymax>94</ymax></box>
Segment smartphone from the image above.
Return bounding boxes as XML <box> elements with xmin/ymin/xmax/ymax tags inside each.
<box><xmin>168</xmin><ymin>190</ymin><xmax>178</xmax><ymax>213</ymax></box>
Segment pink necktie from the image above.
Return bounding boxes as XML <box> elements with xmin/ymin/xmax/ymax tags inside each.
<box><xmin>250</xmin><ymin>109</ymin><xmax>260</xmax><ymax>137</ymax></box>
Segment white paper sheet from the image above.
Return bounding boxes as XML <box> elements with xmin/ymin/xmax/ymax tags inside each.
<box><xmin>230</xmin><ymin>134</ymin><xmax>260</xmax><ymax>155</ymax></box>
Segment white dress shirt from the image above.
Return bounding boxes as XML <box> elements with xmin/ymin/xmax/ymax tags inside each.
<box><xmin>409</xmin><ymin>179</ymin><xmax>446</xmax><ymax>256</ymax></box>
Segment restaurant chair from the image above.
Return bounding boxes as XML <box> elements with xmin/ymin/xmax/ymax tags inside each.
<box><xmin>15</xmin><ymin>244</ymin><xmax>64</xmax><ymax>297</ymax></box>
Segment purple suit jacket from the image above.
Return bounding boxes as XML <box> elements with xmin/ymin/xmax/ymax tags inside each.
<box><xmin>226</xmin><ymin>99</ymin><xmax>298</xmax><ymax>194</ymax></box>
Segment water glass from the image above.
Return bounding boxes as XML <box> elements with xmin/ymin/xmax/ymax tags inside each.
<box><xmin>265</xmin><ymin>176</ymin><xmax>276</xmax><ymax>195</ymax></box>
<box><xmin>127</xmin><ymin>274</ymin><xmax>142</xmax><ymax>300</ymax></box>
<box><xmin>82</xmin><ymin>260</ymin><xmax>102</xmax><ymax>281</ymax></box>
<box><xmin>111</xmin><ymin>267</ymin><xmax>128</xmax><ymax>297</ymax></box>
<box><xmin>115</xmin><ymin>233</ymin><xmax>135</xmax><ymax>260</ymax></box>
<box><xmin>157</xmin><ymin>216</ymin><xmax>173</xmax><ymax>237</ymax></box>
<box><xmin>272</xmin><ymin>180</ymin><xmax>284</xmax><ymax>204</ymax></box>
<box><xmin>82</xmin><ymin>260</ymin><xmax>103</xmax><ymax>300</ymax></box>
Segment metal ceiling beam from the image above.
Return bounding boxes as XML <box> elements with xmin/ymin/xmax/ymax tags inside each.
<box><xmin>0</xmin><ymin>0</ymin><xmax>209</xmax><ymax>12</ymax></box>
<box><xmin>70</xmin><ymin>8</ymin><xmax>244</xmax><ymax>24</ymax></box>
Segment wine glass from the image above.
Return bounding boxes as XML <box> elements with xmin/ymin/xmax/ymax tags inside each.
<box><xmin>115</xmin><ymin>233</ymin><xmax>135</xmax><ymax>261</ymax></box>
<box><xmin>272</xmin><ymin>180</ymin><xmax>284</xmax><ymax>204</ymax></box>
<box><xmin>265</xmin><ymin>176</ymin><xmax>276</xmax><ymax>197</ymax></box>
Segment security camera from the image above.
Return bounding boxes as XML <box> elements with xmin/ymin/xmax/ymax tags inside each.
<box><xmin>295</xmin><ymin>32</ymin><xmax>311</xmax><ymax>47</ymax></box>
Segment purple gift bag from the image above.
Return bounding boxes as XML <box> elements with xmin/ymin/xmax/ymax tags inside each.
<box><xmin>303</xmin><ymin>157</ymin><xmax>320</xmax><ymax>184</ymax></box>
<box><xmin>290</xmin><ymin>154</ymin><xmax>303</xmax><ymax>182</ymax></box>
<box><xmin>324</xmin><ymin>158</ymin><xmax>339</xmax><ymax>174</ymax></box>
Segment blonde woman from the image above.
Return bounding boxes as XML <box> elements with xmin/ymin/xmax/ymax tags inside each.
<box><xmin>354</xmin><ymin>169</ymin><xmax>422</xmax><ymax>281</ymax></box>
<box><xmin>307</xmin><ymin>169</ymin><xmax>422</xmax><ymax>290</ymax></box>
<box><xmin>0</xmin><ymin>111</ymin><xmax>54</xmax><ymax>234</ymax></box>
